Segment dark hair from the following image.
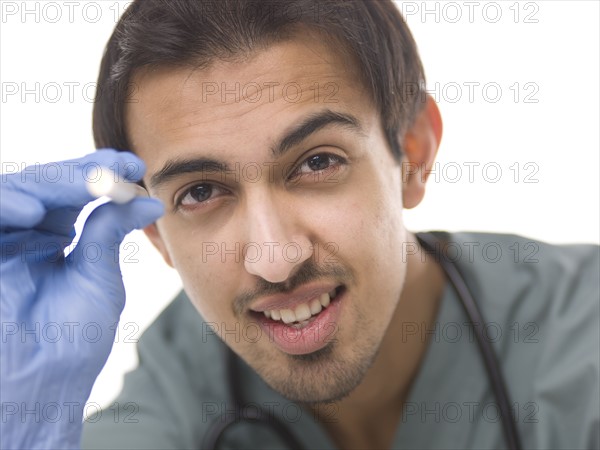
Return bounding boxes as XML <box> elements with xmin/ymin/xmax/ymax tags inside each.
<box><xmin>93</xmin><ymin>0</ymin><xmax>426</xmax><ymax>161</ymax></box>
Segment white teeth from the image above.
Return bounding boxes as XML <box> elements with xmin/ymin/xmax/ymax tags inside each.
<box><xmin>309</xmin><ymin>298</ymin><xmax>322</xmax><ymax>315</ymax></box>
<box><xmin>294</xmin><ymin>303</ymin><xmax>312</xmax><ymax>322</ymax></box>
<box><xmin>280</xmin><ymin>309</ymin><xmax>296</xmax><ymax>324</ymax></box>
<box><xmin>262</xmin><ymin>290</ymin><xmax>336</xmax><ymax>325</ymax></box>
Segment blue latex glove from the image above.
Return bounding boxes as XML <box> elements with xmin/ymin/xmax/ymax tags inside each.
<box><xmin>0</xmin><ymin>150</ymin><xmax>164</xmax><ymax>450</ymax></box>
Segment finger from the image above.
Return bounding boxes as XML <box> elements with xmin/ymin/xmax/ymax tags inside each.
<box><xmin>1</xmin><ymin>229</ymin><xmax>73</xmax><ymax>263</ymax></box>
<box><xmin>67</xmin><ymin>197</ymin><xmax>164</xmax><ymax>292</ymax></box>
<box><xmin>81</xmin><ymin>148</ymin><xmax>148</xmax><ymax>184</ymax></box>
<box><xmin>1</xmin><ymin>149</ymin><xmax>145</xmax><ymax>231</ymax></box>
<box><xmin>0</xmin><ymin>187</ymin><xmax>45</xmax><ymax>230</ymax></box>
<box><xmin>2</xmin><ymin>204</ymin><xmax>78</xmax><ymax>259</ymax></box>
<box><xmin>35</xmin><ymin>206</ymin><xmax>80</xmax><ymax>237</ymax></box>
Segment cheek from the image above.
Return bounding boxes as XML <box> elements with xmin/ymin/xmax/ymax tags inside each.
<box><xmin>370</xmin><ymin>165</ymin><xmax>405</xmax><ymax>238</ymax></box>
<box><xmin>157</xmin><ymin>220</ymin><xmax>239</xmax><ymax>322</ymax></box>
<box><xmin>310</xmin><ymin>186</ymin><xmax>404</xmax><ymax>271</ymax></box>
<box><xmin>337</xmin><ymin>169</ymin><xmax>407</xmax><ymax>295</ymax></box>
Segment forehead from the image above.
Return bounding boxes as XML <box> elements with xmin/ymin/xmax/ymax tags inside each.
<box><xmin>125</xmin><ymin>35</ymin><xmax>377</xmax><ymax>167</ymax></box>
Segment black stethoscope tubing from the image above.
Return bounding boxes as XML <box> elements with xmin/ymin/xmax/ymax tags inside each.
<box><xmin>203</xmin><ymin>232</ymin><xmax>523</xmax><ymax>450</ymax></box>
<box><xmin>417</xmin><ymin>232</ymin><xmax>522</xmax><ymax>450</ymax></box>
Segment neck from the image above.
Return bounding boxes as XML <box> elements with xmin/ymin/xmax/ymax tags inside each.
<box><xmin>310</xmin><ymin>232</ymin><xmax>447</xmax><ymax>449</ymax></box>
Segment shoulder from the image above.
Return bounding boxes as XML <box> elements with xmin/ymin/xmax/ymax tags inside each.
<box><xmin>434</xmin><ymin>231</ymin><xmax>599</xmax><ymax>358</ymax></box>
<box><xmin>428</xmin><ymin>231</ymin><xmax>598</xmax><ymax>321</ymax></box>
<box><xmin>82</xmin><ymin>292</ymin><xmax>231</xmax><ymax>449</ymax></box>
<box><xmin>432</xmin><ymin>231</ymin><xmax>598</xmax><ymax>293</ymax></box>
<box><xmin>431</xmin><ymin>231</ymin><xmax>599</xmax><ymax>449</ymax></box>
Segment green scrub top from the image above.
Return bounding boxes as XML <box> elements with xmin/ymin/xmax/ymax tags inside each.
<box><xmin>82</xmin><ymin>232</ymin><xmax>600</xmax><ymax>449</ymax></box>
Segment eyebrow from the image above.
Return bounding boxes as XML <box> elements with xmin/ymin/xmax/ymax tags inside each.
<box><xmin>149</xmin><ymin>109</ymin><xmax>363</xmax><ymax>189</ymax></box>
<box><xmin>150</xmin><ymin>158</ymin><xmax>227</xmax><ymax>189</ymax></box>
<box><xmin>272</xmin><ymin>109</ymin><xmax>363</xmax><ymax>158</ymax></box>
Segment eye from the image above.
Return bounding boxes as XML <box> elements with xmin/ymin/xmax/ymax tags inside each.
<box><xmin>177</xmin><ymin>183</ymin><xmax>228</xmax><ymax>208</ymax></box>
<box><xmin>291</xmin><ymin>152</ymin><xmax>347</xmax><ymax>179</ymax></box>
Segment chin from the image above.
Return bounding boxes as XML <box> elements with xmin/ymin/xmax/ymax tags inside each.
<box><xmin>252</xmin><ymin>329</ymin><xmax>381</xmax><ymax>404</ymax></box>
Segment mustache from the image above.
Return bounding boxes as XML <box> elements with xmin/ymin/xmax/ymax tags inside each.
<box><xmin>234</xmin><ymin>258</ymin><xmax>353</xmax><ymax>315</ymax></box>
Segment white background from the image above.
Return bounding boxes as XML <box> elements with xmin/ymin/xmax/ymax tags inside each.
<box><xmin>1</xmin><ymin>1</ymin><xmax>598</xmax><ymax>409</ymax></box>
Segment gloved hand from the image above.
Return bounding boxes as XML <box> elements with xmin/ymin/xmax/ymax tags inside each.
<box><xmin>0</xmin><ymin>150</ymin><xmax>164</xmax><ymax>450</ymax></box>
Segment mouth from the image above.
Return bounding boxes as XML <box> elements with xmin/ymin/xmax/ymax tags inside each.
<box><xmin>254</xmin><ymin>286</ymin><xmax>344</xmax><ymax>328</ymax></box>
<box><xmin>249</xmin><ymin>285</ymin><xmax>346</xmax><ymax>355</ymax></box>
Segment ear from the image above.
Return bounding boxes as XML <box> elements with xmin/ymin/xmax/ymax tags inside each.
<box><xmin>143</xmin><ymin>223</ymin><xmax>175</xmax><ymax>268</ymax></box>
<box><xmin>401</xmin><ymin>95</ymin><xmax>443</xmax><ymax>209</ymax></box>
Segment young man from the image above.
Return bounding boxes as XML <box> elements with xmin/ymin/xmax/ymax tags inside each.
<box><xmin>1</xmin><ymin>1</ymin><xmax>598</xmax><ymax>449</ymax></box>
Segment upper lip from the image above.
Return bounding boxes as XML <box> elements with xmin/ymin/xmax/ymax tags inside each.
<box><xmin>249</xmin><ymin>281</ymin><xmax>340</xmax><ymax>313</ymax></box>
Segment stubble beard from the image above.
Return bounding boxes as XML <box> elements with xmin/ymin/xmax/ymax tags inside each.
<box><xmin>251</xmin><ymin>316</ymin><xmax>381</xmax><ymax>404</ymax></box>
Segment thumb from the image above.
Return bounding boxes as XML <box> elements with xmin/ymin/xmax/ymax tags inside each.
<box><xmin>68</xmin><ymin>197</ymin><xmax>164</xmax><ymax>282</ymax></box>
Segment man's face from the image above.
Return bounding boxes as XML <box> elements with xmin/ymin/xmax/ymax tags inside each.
<box><xmin>128</xmin><ymin>34</ymin><xmax>410</xmax><ymax>403</ymax></box>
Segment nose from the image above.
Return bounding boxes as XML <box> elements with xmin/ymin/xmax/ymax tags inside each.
<box><xmin>242</xmin><ymin>191</ymin><xmax>313</xmax><ymax>283</ymax></box>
